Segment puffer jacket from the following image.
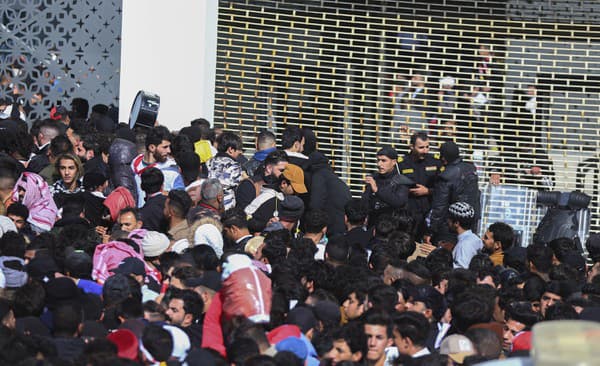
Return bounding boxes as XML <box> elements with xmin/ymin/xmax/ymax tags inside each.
<box><xmin>108</xmin><ymin>138</ymin><xmax>138</xmax><ymax>204</ymax></box>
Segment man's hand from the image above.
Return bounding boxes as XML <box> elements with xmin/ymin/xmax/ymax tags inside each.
<box><xmin>490</xmin><ymin>173</ymin><xmax>501</xmax><ymax>185</ymax></box>
<box><xmin>418</xmin><ymin>243</ymin><xmax>437</xmax><ymax>257</ymax></box>
<box><xmin>530</xmin><ymin>166</ymin><xmax>542</xmax><ymax>175</ymax></box>
<box><xmin>365</xmin><ymin>175</ymin><xmax>378</xmax><ymax>193</ymax></box>
<box><xmin>409</xmin><ymin>184</ymin><xmax>429</xmax><ymax>196</ymax></box>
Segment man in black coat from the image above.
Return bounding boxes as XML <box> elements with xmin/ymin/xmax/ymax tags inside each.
<box><xmin>428</xmin><ymin>141</ymin><xmax>481</xmax><ymax>245</ymax></box>
<box><xmin>361</xmin><ymin>146</ymin><xmax>410</xmax><ymax>228</ymax></box>
<box><xmin>308</xmin><ymin>151</ymin><xmax>351</xmax><ymax>238</ymax></box>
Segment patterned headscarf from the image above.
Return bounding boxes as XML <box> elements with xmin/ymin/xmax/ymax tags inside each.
<box><xmin>12</xmin><ymin>172</ymin><xmax>58</xmax><ymax>232</ymax></box>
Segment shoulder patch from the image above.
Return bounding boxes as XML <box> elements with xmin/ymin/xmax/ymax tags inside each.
<box><xmin>434</xmin><ymin>153</ymin><xmax>440</xmax><ymax>159</ymax></box>
<box><xmin>397</xmin><ymin>156</ymin><xmax>404</xmax><ymax>163</ymax></box>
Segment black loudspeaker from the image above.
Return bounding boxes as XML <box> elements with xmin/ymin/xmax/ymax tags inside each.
<box><xmin>129</xmin><ymin>90</ymin><xmax>160</xmax><ymax>129</ymax></box>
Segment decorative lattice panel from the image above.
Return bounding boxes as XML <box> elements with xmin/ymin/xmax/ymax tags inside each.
<box><xmin>215</xmin><ymin>0</ymin><xmax>600</xmax><ymax>239</ymax></box>
<box><xmin>0</xmin><ymin>0</ymin><xmax>122</xmax><ymax>121</ymax></box>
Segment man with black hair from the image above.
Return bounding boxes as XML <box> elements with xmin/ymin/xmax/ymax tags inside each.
<box><xmin>50</xmin><ymin>303</ymin><xmax>86</xmax><ymax>362</ymax></box>
<box><xmin>547</xmin><ymin>237</ymin><xmax>578</xmax><ymax>265</ymax></box>
<box><xmin>446</xmin><ymin>202</ymin><xmax>483</xmax><ymax>269</ymax></box>
<box><xmin>139</xmin><ymin>167</ymin><xmax>167</xmax><ymax>232</ymax></box>
<box><xmin>407</xmin><ymin>285</ymin><xmax>445</xmax><ymax>324</ymax></box>
<box><xmin>397</xmin><ymin>132</ymin><xmax>441</xmax><ymax>240</ymax></box>
<box><xmin>38</xmin><ymin>135</ymin><xmax>73</xmax><ymax>185</ymax></box>
<box><xmin>206</xmin><ymin>130</ymin><xmax>244</xmax><ymax>210</ymax></box>
<box><xmin>325</xmin><ymin>236</ymin><xmax>351</xmax><ymax>268</ymax></box>
<box><xmin>526</xmin><ymin>243</ymin><xmax>553</xmax><ymax>281</ymax></box>
<box><xmin>117</xmin><ymin>207</ymin><xmax>143</xmax><ymax>233</ymax></box>
<box><xmin>307</xmin><ymin>148</ymin><xmax>352</xmax><ymax>238</ymax></box>
<box><xmin>482</xmin><ymin>222</ymin><xmax>515</xmax><ymax>267</ymax></box>
<box><xmin>236</xmin><ymin>149</ymin><xmax>289</xmax><ymax>210</ymax></box>
<box><xmin>70</xmin><ymin>97</ymin><xmax>89</xmax><ymax>120</ymax></box>
<box><xmin>327</xmin><ymin>321</ymin><xmax>366</xmax><ymax>366</ymax></box>
<box><xmin>428</xmin><ymin>141</ymin><xmax>480</xmax><ymax>245</ymax></box>
<box><xmin>260</xmin><ymin>229</ymin><xmax>290</xmax><ymax>267</ymax></box>
<box><xmin>502</xmin><ymin>301</ymin><xmax>539</xmax><ymax>353</ymax></box>
<box><xmin>165</xmin><ymin>189</ymin><xmax>192</xmax><ymax>243</ymax></box>
<box><xmin>363</xmin><ymin>310</ymin><xmax>395</xmax><ymax>366</ymax></box>
<box><xmin>343</xmin><ymin>198</ymin><xmax>372</xmax><ymax>250</ymax></box>
<box><xmin>131</xmin><ymin>126</ymin><xmax>182</xmax><ymax>207</ymax></box>
<box><xmin>81</xmin><ymin>172</ymin><xmax>108</xmax><ymax>226</ymax></box>
<box><xmin>166</xmin><ymin>288</ymin><xmax>204</xmax><ymax>346</ymax></box>
<box><xmin>281</xmin><ymin>125</ymin><xmax>310</xmax><ymax>174</ymax></box>
<box><xmin>81</xmin><ymin>133</ymin><xmax>111</xmax><ymax>177</ymax></box>
<box><xmin>450</xmin><ymin>290</ymin><xmax>494</xmax><ymax>334</ymax></box>
<box><xmin>392</xmin><ymin>311</ymin><xmax>431</xmax><ymax>358</ymax></box>
<box><xmin>362</xmin><ymin>146</ymin><xmax>409</xmax><ymax>229</ymax></box>
<box><xmin>27</xmin><ymin>120</ymin><xmax>60</xmax><ymax>174</ymax></box>
<box><xmin>222</xmin><ymin>208</ymin><xmax>253</xmax><ymax>252</ymax></box>
<box><xmin>302</xmin><ymin>209</ymin><xmax>329</xmax><ymax>260</ymax></box>
<box><xmin>175</xmin><ymin>151</ymin><xmax>204</xmax><ymax>203</ymax></box>
<box><xmin>140</xmin><ymin>324</ymin><xmax>173</xmax><ymax>364</ymax></box>
<box><xmin>6</xmin><ymin>202</ymin><xmax>33</xmax><ymax>237</ymax></box>
<box><xmin>539</xmin><ymin>280</ymin><xmax>572</xmax><ymax>318</ymax></box>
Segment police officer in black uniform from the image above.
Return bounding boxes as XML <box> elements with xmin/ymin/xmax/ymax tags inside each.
<box><xmin>362</xmin><ymin>146</ymin><xmax>410</xmax><ymax>228</ymax></box>
<box><xmin>397</xmin><ymin>132</ymin><xmax>442</xmax><ymax>240</ymax></box>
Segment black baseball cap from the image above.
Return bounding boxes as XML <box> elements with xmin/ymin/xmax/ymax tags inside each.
<box><xmin>110</xmin><ymin>257</ymin><xmax>145</xmax><ymax>276</ymax></box>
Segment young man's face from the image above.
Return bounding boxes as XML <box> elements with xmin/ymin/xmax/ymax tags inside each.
<box><xmin>165</xmin><ymin>298</ymin><xmax>187</xmax><ymax>326</ymax></box>
<box><xmin>343</xmin><ymin>292</ymin><xmax>365</xmax><ymax>320</ymax></box>
<box><xmin>482</xmin><ymin>230</ymin><xmax>497</xmax><ymax>253</ymax></box>
<box><xmin>365</xmin><ymin>324</ymin><xmax>393</xmax><ymax>364</ymax></box>
<box><xmin>265</xmin><ymin>161</ymin><xmax>288</xmax><ymax>178</ymax></box>
<box><xmin>377</xmin><ymin>155</ymin><xmax>396</xmax><ymax>175</ymax></box>
<box><xmin>393</xmin><ymin>328</ymin><xmax>409</xmax><ymax>355</ymax></box>
<box><xmin>540</xmin><ymin>291</ymin><xmax>562</xmax><ymax>316</ymax></box>
<box><xmin>58</xmin><ymin>158</ymin><xmax>77</xmax><ymax>186</ymax></box>
<box><xmin>117</xmin><ymin>212</ymin><xmax>141</xmax><ymax>232</ymax></box>
<box><xmin>8</xmin><ymin>214</ymin><xmax>26</xmax><ymax>230</ymax></box>
<box><xmin>150</xmin><ymin>140</ymin><xmax>171</xmax><ymax>163</ymax></box>
<box><xmin>502</xmin><ymin>318</ymin><xmax>526</xmax><ymax>352</ymax></box>
<box><xmin>327</xmin><ymin>339</ymin><xmax>361</xmax><ymax>366</ymax></box>
<box><xmin>227</xmin><ymin>146</ymin><xmax>244</xmax><ymax>160</ymax></box>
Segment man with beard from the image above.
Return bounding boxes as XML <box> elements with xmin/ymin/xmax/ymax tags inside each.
<box><xmin>397</xmin><ymin>132</ymin><xmax>441</xmax><ymax>240</ymax></box>
<box><xmin>362</xmin><ymin>146</ymin><xmax>410</xmax><ymax>228</ymax></box>
<box><xmin>235</xmin><ymin>149</ymin><xmax>289</xmax><ymax>210</ymax></box>
<box><xmin>482</xmin><ymin>222</ymin><xmax>515</xmax><ymax>267</ymax></box>
<box><xmin>131</xmin><ymin>126</ymin><xmax>183</xmax><ymax>207</ymax></box>
<box><xmin>243</xmin><ymin>162</ymin><xmax>306</xmax><ymax>234</ymax></box>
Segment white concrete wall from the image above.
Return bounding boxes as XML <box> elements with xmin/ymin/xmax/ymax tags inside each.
<box><xmin>119</xmin><ymin>0</ymin><xmax>218</xmax><ymax>129</ymax></box>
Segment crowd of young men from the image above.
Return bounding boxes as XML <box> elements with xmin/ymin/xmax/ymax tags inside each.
<box><xmin>0</xmin><ymin>98</ymin><xmax>596</xmax><ymax>365</ymax></box>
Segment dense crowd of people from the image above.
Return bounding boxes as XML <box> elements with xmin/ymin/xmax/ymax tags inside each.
<box><xmin>0</xmin><ymin>97</ymin><xmax>597</xmax><ymax>366</ymax></box>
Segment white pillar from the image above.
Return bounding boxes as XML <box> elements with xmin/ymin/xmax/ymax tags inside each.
<box><xmin>119</xmin><ymin>0</ymin><xmax>218</xmax><ymax>130</ymax></box>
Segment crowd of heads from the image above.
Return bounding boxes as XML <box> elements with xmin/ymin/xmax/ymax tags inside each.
<box><xmin>0</xmin><ymin>96</ymin><xmax>596</xmax><ymax>366</ymax></box>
